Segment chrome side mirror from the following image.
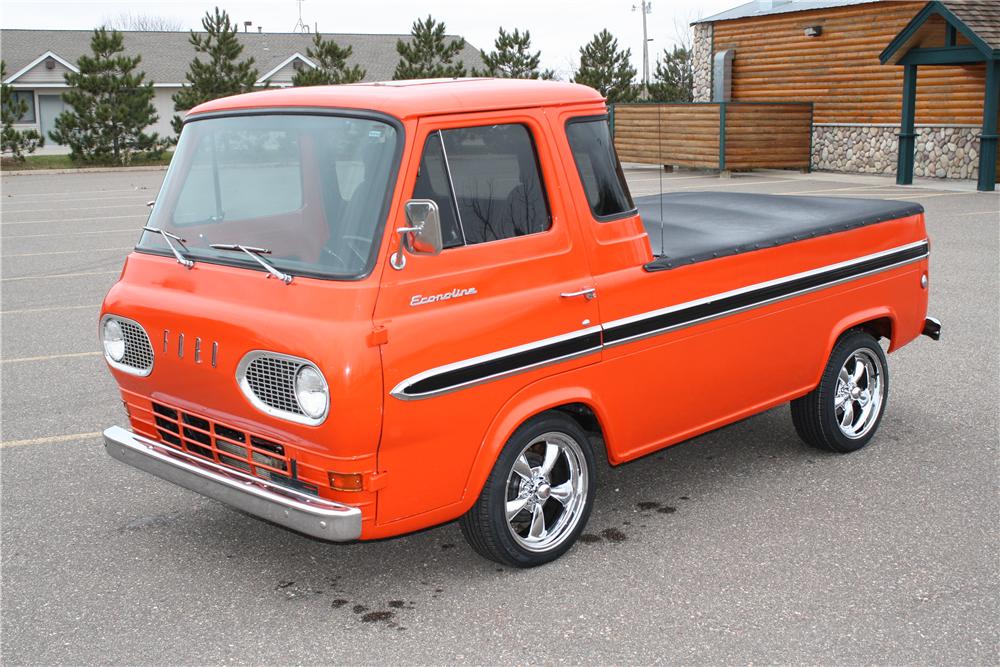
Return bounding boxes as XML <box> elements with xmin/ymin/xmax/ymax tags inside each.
<box><xmin>391</xmin><ymin>199</ymin><xmax>443</xmax><ymax>270</ymax></box>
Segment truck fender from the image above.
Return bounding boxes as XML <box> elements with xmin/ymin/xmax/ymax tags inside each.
<box><xmin>812</xmin><ymin>306</ymin><xmax>898</xmax><ymax>388</ymax></box>
<box><xmin>460</xmin><ymin>382</ymin><xmax>613</xmax><ymax>508</ymax></box>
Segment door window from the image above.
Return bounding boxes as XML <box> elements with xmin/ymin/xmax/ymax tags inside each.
<box><xmin>411</xmin><ymin>124</ymin><xmax>551</xmax><ymax>247</ymax></box>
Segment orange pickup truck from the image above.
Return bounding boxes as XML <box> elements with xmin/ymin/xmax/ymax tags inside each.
<box><xmin>101</xmin><ymin>79</ymin><xmax>940</xmax><ymax>567</ymax></box>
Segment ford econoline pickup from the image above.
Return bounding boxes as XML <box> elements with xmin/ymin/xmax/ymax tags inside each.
<box><xmin>101</xmin><ymin>79</ymin><xmax>940</xmax><ymax>567</ymax></box>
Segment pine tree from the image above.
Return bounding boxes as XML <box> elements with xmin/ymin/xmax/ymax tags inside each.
<box><xmin>572</xmin><ymin>30</ymin><xmax>638</xmax><ymax>104</ymax></box>
<box><xmin>647</xmin><ymin>46</ymin><xmax>693</xmax><ymax>103</ymax></box>
<box><xmin>393</xmin><ymin>16</ymin><xmax>467</xmax><ymax>80</ymax></box>
<box><xmin>48</xmin><ymin>29</ymin><xmax>159</xmax><ymax>164</ymax></box>
<box><xmin>172</xmin><ymin>7</ymin><xmax>258</xmax><ymax>135</ymax></box>
<box><xmin>292</xmin><ymin>33</ymin><xmax>366</xmax><ymax>86</ymax></box>
<box><xmin>473</xmin><ymin>28</ymin><xmax>554</xmax><ymax>80</ymax></box>
<box><xmin>1</xmin><ymin>61</ymin><xmax>44</xmax><ymax>160</ymax></box>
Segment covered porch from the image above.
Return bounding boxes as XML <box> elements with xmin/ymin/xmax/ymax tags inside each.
<box><xmin>881</xmin><ymin>0</ymin><xmax>1000</xmax><ymax>191</ymax></box>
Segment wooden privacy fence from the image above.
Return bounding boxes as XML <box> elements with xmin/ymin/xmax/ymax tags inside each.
<box><xmin>612</xmin><ymin>102</ymin><xmax>814</xmax><ymax>172</ymax></box>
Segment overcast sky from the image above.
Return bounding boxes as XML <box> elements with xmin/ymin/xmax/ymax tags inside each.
<box><xmin>2</xmin><ymin>0</ymin><xmax>738</xmax><ymax>80</ymax></box>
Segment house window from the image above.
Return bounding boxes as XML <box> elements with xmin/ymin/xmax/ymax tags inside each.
<box><xmin>7</xmin><ymin>90</ymin><xmax>36</xmax><ymax>123</ymax></box>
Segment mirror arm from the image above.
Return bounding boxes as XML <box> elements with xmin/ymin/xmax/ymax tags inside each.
<box><xmin>391</xmin><ymin>224</ymin><xmax>423</xmax><ymax>271</ymax></box>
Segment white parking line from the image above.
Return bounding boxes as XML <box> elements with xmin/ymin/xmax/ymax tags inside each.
<box><xmin>772</xmin><ymin>185</ymin><xmax>891</xmax><ymax>196</ymax></box>
<box><xmin>3</xmin><ymin>194</ymin><xmax>152</xmax><ymax>205</ymax></box>
<box><xmin>5</xmin><ymin>228</ymin><xmax>138</xmax><ymax>239</ymax></box>
<box><xmin>626</xmin><ymin>174</ymin><xmax>720</xmax><ymax>183</ymax></box>
<box><xmin>0</xmin><ymin>431</ymin><xmax>102</xmax><ymax>448</ymax></box>
<box><xmin>666</xmin><ymin>178</ymin><xmax>799</xmax><ymax>191</ymax></box>
<box><xmin>950</xmin><ymin>209</ymin><xmax>1000</xmax><ymax>217</ymax></box>
<box><xmin>2</xmin><ymin>203</ymin><xmax>148</xmax><ymax>215</ymax></box>
<box><xmin>1</xmin><ymin>214</ymin><xmax>146</xmax><ymax>227</ymax></box>
<box><xmin>0</xmin><ymin>187</ymin><xmax>153</xmax><ymax>198</ymax></box>
<box><xmin>2</xmin><ymin>246</ymin><xmax>131</xmax><ymax>258</ymax></box>
<box><xmin>1</xmin><ymin>303</ymin><xmax>101</xmax><ymax>315</ymax></box>
<box><xmin>2</xmin><ymin>270</ymin><xmax>119</xmax><ymax>282</ymax></box>
<box><xmin>1</xmin><ymin>351</ymin><xmax>101</xmax><ymax>364</ymax></box>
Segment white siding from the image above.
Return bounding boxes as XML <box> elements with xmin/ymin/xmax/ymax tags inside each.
<box><xmin>265</xmin><ymin>60</ymin><xmax>305</xmax><ymax>86</ymax></box>
<box><xmin>16</xmin><ymin>59</ymin><xmax>73</xmax><ymax>84</ymax></box>
<box><xmin>151</xmin><ymin>87</ymin><xmax>178</xmax><ymax>140</ymax></box>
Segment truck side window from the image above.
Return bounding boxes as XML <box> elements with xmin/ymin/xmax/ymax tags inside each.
<box><xmin>412</xmin><ymin>132</ymin><xmax>465</xmax><ymax>248</ymax></box>
<box><xmin>565</xmin><ymin>118</ymin><xmax>636</xmax><ymax>221</ymax></box>
<box><xmin>439</xmin><ymin>124</ymin><xmax>551</xmax><ymax>245</ymax></box>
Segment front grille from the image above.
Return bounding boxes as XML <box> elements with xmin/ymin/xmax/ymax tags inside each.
<box><xmin>243</xmin><ymin>355</ymin><xmax>305</xmax><ymax>416</ymax></box>
<box><xmin>150</xmin><ymin>402</ymin><xmax>317</xmax><ymax>495</ymax></box>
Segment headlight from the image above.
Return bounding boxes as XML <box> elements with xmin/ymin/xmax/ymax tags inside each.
<box><xmin>102</xmin><ymin>318</ymin><xmax>126</xmax><ymax>362</ymax></box>
<box><xmin>294</xmin><ymin>365</ymin><xmax>329</xmax><ymax>420</ymax></box>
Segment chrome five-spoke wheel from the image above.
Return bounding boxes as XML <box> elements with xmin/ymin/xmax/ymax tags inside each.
<box><xmin>460</xmin><ymin>412</ymin><xmax>596</xmax><ymax>567</ymax></box>
<box><xmin>505</xmin><ymin>432</ymin><xmax>589</xmax><ymax>553</ymax></box>
<box><xmin>791</xmin><ymin>329</ymin><xmax>890</xmax><ymax>453</ymax></box>
<box><xmin>834</xmin><ymin>348</ymin><xmax>884</xmax><ymax>439</ymax></box>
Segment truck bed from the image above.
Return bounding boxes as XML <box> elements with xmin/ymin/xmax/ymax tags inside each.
<box><xmin>638</xmin><ymin>192</ymin><xmax>923</xmax><ymax>271</ymax></box>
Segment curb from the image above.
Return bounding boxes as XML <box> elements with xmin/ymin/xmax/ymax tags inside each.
<box><xmin>1</xmin><ymin>165</ymin><xmax>169</xmax><ymax>176</ymax></box>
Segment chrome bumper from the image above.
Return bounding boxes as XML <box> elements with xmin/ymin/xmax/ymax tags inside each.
<box><xmin>103</xmin><ymin>426</ymin><xmax>361</xmax><ymax>541</ymax></box>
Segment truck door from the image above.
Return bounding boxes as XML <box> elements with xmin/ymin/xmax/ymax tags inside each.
<box><xmin>373</xmin><ymin>110</ymin><xmax>600</xmax><ymax>524</ymax></box>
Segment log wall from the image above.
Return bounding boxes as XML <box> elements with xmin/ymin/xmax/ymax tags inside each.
<box><xmin>613</xmin><ymin>104</ymin><xmax>720</xmax><ymax>169</ymax></box>
<box><xmin>613</xmin><ymin>103</ymin><xmax>813</xmax><ymax>171</ymax></box>
<box><xmin>711</xmin><ymin>1</ymin><xmax>987</xmax><ymax>125</ymax></box>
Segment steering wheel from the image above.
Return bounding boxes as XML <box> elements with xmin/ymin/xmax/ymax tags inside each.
<box><xmin>321</xmin><ymin>235</ymin><xmax>371</xmax><ymax>269</ymax></box>
<box><xmin>344</xmin><ymin>235</ymin><xmax>372</xmax><ymax>263</ymax></box>
<box><xmin>321</xmin><ymin>245</ymin><xmax>349</xmax><ymax>269</ymax></box>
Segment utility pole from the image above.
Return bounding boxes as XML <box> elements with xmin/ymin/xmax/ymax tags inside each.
<box><xmin>633</xmin><ymin>1</ymin><xmax>653</xmax><ymax>88</ymax></box>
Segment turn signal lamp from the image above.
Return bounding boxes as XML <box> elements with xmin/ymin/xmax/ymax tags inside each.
<box><xmin>329</xmin><ymin>471</ymin><xmax>364</xmax><ymax>492</ymax></box>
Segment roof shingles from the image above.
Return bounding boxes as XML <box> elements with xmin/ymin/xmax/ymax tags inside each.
<box><xmin>941</xmin><ymin>0</ymin><xmax>1000</xmax><ymax>50</ymax></box>
<box><xmin>0</xmin><ymin>29</ymin><xmax>483</xmax><ymax>85</ymax></box>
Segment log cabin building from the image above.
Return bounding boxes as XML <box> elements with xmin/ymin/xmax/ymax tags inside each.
<box><xmin>691</xmin><ymin>0</ymin><xmax>999</xmax><ymax>190</ymax></box>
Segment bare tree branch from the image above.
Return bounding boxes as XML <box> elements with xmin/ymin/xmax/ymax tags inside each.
<box><xmin>101</xmin><ymin>12</ymin><xmax>184</xmax><ymax>32</ymax></box>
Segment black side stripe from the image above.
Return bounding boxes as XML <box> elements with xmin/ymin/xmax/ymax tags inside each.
<box><xmin>394</xmin><ymin>241</ymin><xmax>928</xmax><ymax>399</ymax></box>
<box><xmin>402</xmin><ymin>331</ymin><xmax>603</xmax><ymax>397</ymax></box>
<box><xmin>604</xmin><ymin>241</ymin><xmax>928</xmax><ymax>345</ymax></box>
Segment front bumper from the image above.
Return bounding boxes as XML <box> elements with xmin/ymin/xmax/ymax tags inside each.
<box><xmin>103</xmin><ymin>426</ymin><xmax>361</xmax><ymax>541</ymax></box>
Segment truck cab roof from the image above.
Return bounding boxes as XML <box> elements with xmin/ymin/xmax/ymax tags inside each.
<box><xmin>188</xmin><ymin>78</ymin><xmax>606</xmax><ymax>121</ymax></box>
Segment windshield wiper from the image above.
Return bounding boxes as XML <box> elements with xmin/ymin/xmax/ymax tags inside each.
<box><xmin>210</xmin><ymin>243</ymin><xmax>293</xmax><ymax>284</ymax></box>
<box><xmin>144</xmin><ymin>226</ymin><xmax>194</xmax><ymax>268</ymax></box>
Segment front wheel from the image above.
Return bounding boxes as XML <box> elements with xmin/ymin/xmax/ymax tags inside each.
<box><xmin>791</xmin><ymin>329</ymin><xmax>889</xmax><ymax>453</ymax></box>
<box><xmin>460</xmin><ymin>412</ymin><xmax>596</xmax><ymax>567</ymax></box>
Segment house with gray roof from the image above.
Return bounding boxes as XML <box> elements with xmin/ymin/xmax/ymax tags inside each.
<box><xmin>1</xmin><ymin>29</ymin><xmax>483</xmax><ymax>149</ymax></box>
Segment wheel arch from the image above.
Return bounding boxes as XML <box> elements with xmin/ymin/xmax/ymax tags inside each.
<box><xmin>809</xmin><ymin>306</ymin><xmax>898</xmax><ymax>391</ymax></box>
<box><xmin>459</xmin><ymin>382</ymin><xmax>613</xmax><ymax>512</ymax></box>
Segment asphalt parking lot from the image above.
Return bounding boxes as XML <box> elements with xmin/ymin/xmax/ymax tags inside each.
<box><xmin>2</xmin><ymin>165</ymin><xmax>997</xmax><ymax>664</ymax></box>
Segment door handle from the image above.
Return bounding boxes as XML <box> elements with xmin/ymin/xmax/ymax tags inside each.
<box><xmin>560</xmin><ymin>287</ymin><xmax>597</xmax><ymax>301</ymax></box>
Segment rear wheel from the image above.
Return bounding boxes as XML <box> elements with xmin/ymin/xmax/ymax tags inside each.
<box><xmin>460</xmin><ymin>413</ymin><xmax>595</xmax><ymax>567</ymax></box>
<box><xmin>791</xmin><ymin>330</ymin><xmax>889</xmax><ymax>453</ymax></box>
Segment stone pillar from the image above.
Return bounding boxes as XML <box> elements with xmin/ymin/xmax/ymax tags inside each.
<box><xmin>692</xmin><ymin>23</ymin><xmax>713</xmax><ymax>103</ymax></box>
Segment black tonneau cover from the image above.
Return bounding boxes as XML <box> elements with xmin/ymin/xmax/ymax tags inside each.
<box><xmin>638</xmin><ymin>192</ymin><xmax>923</xmax><ymax>272</ymax></box>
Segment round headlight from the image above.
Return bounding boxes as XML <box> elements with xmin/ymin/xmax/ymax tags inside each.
<box><xmin>294</xmin><ymin>365</ymin><xmax>328</xmax><ymax>420</ymax></box>
<box><xmin>103</xmin><ymin>318</ymin><xmax>126</xmax><ymax>362</ymax></box>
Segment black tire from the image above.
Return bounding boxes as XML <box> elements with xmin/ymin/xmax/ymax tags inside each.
<box><xmin>460</xmin><ymin>412</ymin><xmax>596</xmax><ymax>568</ymax></box>
<box><xmin>791</xmin><ymin>329</ymin><xmax>889</xmax><ymax>453</ymax></box>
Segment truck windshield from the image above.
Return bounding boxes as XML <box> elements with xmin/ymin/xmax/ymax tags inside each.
<box><xmin>139</xmin><ymin>113</ymin><xmax>399</xmax><ymax>280</ymax></box>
